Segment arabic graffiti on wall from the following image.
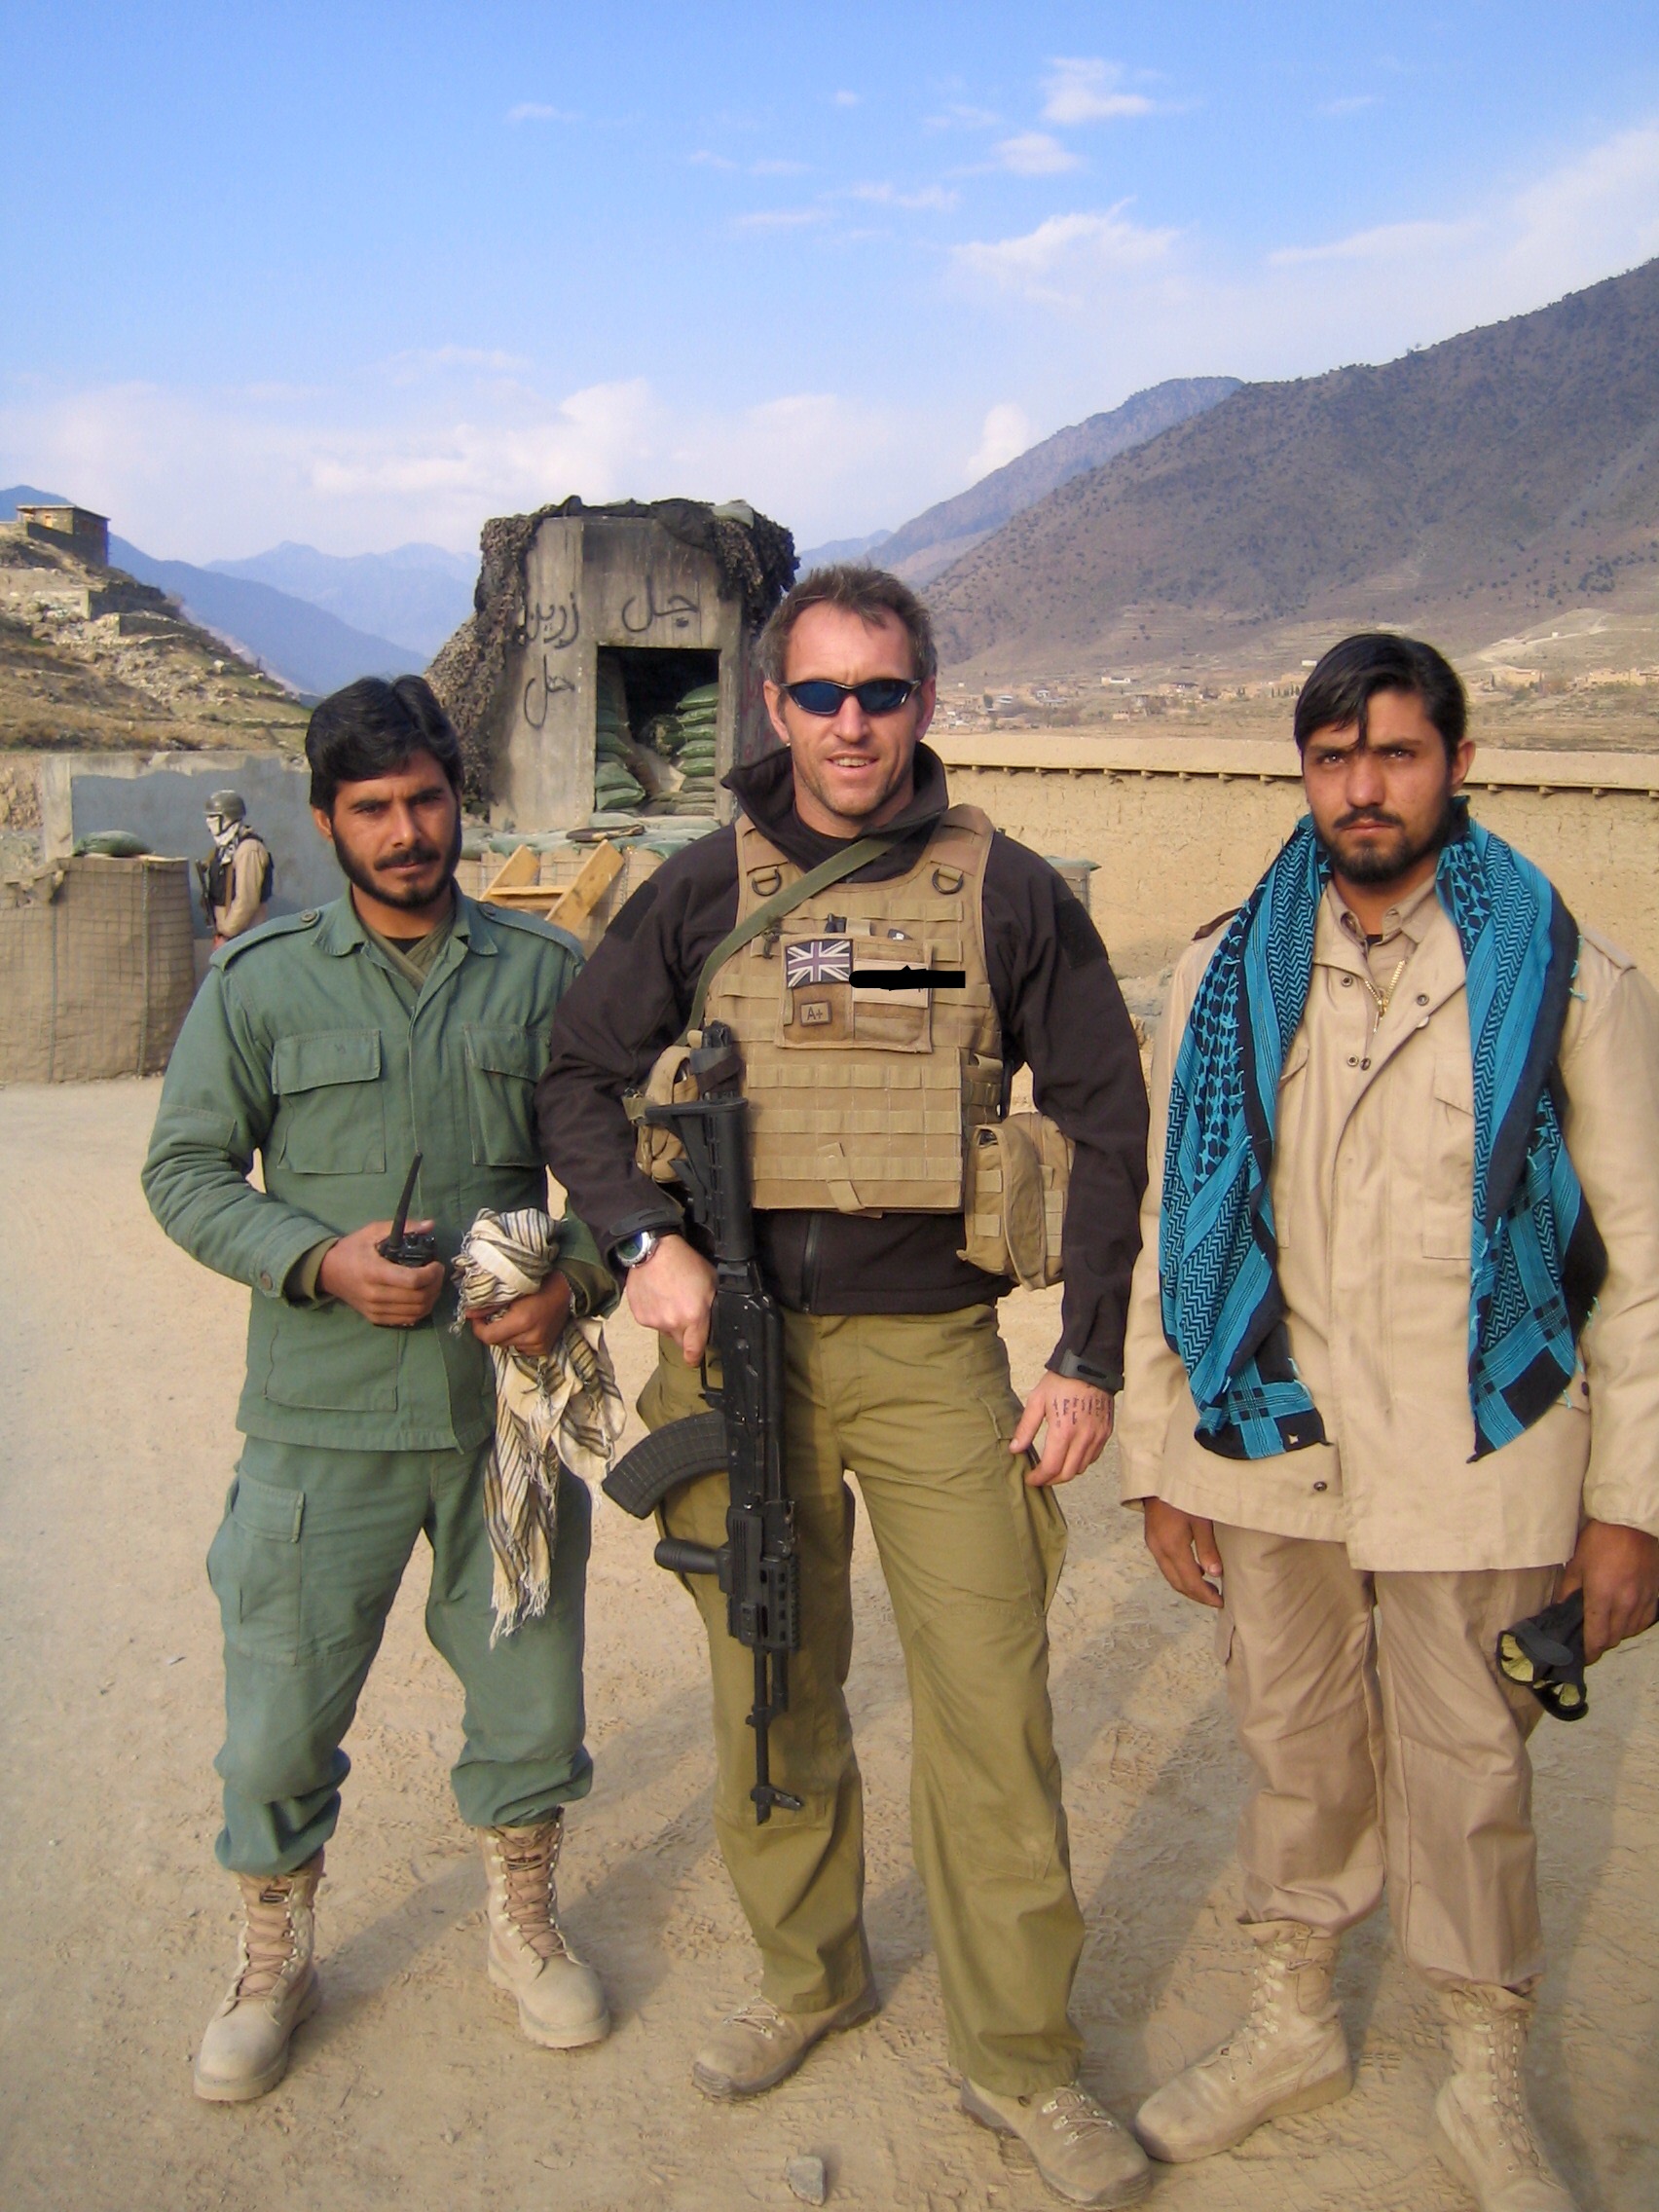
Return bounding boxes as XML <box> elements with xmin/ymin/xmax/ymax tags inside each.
<box><xmin>620</xmin><ymin>575</ymin><xmax>700</xmax><ymax>636</ymax></box>
<box><xmin>521</xmin><ymin>593</ymin><xmax>582</xmax><ymax>730</ymax></box>
<box><xmin>526</xmin><ymin>595</ymin><xmax>580</xmax><ymax>649</ymax></box>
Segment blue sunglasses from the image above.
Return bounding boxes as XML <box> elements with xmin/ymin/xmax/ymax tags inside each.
<box><xmin>782</xmin><ymin>677</ymin><xmax>923</xmax><ymax>718</ymax></box>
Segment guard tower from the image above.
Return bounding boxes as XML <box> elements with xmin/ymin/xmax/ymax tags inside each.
<box><xmin>430</xmin><ymin>497</ymin><xmax>794</xmax><ymax>831</ymax></box>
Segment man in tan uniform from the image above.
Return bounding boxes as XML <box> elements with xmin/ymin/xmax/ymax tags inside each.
<box><xmin>540</xmin><ymin>566</ymin><xmax>1154</xmax><ymax>2207</ymax></box>
<box><xmin>201</xmin><ymin>789</ymin><xmax>273</xmax><ymax>942</ymax></box>
<box><xmin>1119</xmin><ymin>633</ymin><xmax>1659</xmax><ymax>2211</ymax></box>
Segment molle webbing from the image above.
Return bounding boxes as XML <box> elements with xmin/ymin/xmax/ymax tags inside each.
<box><xmin>702</xmin><ymin>807</ymin><xmax>1001</xmax><ymax>1215</ymax></box>
<box><xmin>685</xmin><ymin>832</ymin><xmax>899</xmax><ymax>1036</ymax></box>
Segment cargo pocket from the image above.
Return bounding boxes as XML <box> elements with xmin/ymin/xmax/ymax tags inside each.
<box><xmin>464</xmin><ymin>1025</ymin><xmax>546</xmax><ymax>1167</ymax></box>
<box><xmin>207</xmin><ymin>1473</ymin><xmax>305</xmax><ymax>1664</ymax></box>
<box><xmin>271</xmin><ymin>1030</ymin><xmax>386</xmax><ymax>1175</ymax></box>
<box><xmin>977</xmin><ymin>1386</ymin><xmax>1069</xmax><ymax>1616</ymax></box>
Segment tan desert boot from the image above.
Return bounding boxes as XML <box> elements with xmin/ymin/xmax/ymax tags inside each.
<box><xmin>482</xmin><ymin>1815</ymin><xmax>608</xmax><ymax>2049</ymax></box>
<box><xmin>692</xmin><ymin>1987</ymin><xmax>879</xmax><ymax>2099</ymax></box>
<box><xmin>961</xmin><ymin>2079</ymin><xmax>1152</xmax><ymax>2208</ymax></box>
<box><xmin>1133</xmin><ymin>1920</ymin><xmax>1351</xmax><ymax>2161</ymax></box>
<box><xmin>193</xmin><ymin>1851</ymin><xmax>323</xmax><ymax>2103</ymax></box>
<box><xmin>1434</xmin><ymin>1982</ymin><xmax>1576</xmax><ymax>2211</ymax></box>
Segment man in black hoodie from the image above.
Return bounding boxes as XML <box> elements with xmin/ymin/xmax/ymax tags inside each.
<box><xmin>537</xmin><ymin>566</ymin><xmax>1151</xmax><ymax>2208</ymax></box>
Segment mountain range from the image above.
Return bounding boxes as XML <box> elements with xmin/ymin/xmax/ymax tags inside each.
<box><xmin>207</xmin><ymin>540</ymin><xmax>475</xmax><ymax>659</ymax></box>
<box><xmin>927</xmin><ymin>257</ymin><xmax>1659</xmax><ymax>677</ymax></box>
<box><xmin>796</xmin><ymin>377</ymin><xmax>1241</xmax><ymax>584</ymax></box>
<box><xmin>1</xmin><ymin>487</ymin><xmax>427</xmax><ymax>696</ymax></box>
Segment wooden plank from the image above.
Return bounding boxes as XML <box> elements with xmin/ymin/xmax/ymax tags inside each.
<box><xmin>482</xmin><ymin>843</ymin><xmax>540</xmax><ymax>895</ymax></box>
<box><xmin>477</xmin><ymin>883</ymin><xmax>565</xmax><ymax>905</ymax></box>
<box><xmin>545</xmin><ymin>840</ymin><xmax>625</xmax><ymax>933</ymax></box>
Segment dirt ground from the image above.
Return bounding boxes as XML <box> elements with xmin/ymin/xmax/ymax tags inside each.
<box><xmin>2</xmin><ymin>1079</ymin><xmax>1655</xmax><ymax>2212</ymax></box>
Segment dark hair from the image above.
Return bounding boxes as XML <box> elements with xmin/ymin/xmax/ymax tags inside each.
<box><xmin>305</xmin><ymin>676</ymin><xmax>463</xmax><ymax>812</ymax></box>
<box><xmin>1293</xmin><ymin>633</ymin><xmax>1466</xmax><ymax>759</ymax></box>
<box><xmin>757</xmin><ymin>563</ymin><xmax>938</xmax><ymax>684</ymax></box>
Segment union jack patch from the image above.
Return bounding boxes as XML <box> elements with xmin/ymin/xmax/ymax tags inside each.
<box><xmin>785</xmin><ymin>938</ymin><xmax>853</xmax><ymax>989</ymax></box>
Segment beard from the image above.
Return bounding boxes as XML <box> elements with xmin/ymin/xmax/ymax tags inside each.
<box><xmin>1316</xmin><ymin>793</ymin><xmax>1458</xmax><ymax>886</ymax></box>
<box><xmin>331</xmin><ymin>806</ymin><xmax>462</xmax><ymax>910</ymax></box>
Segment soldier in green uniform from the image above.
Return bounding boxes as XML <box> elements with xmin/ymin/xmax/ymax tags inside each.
<box><xmin>144</xmin><ymin>676</ymin><xmax>613</xmax><ymax>2103</ymax></box>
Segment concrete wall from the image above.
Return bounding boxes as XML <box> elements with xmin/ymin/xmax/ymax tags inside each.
<box><xmin>41</xmin><ymin>752</ymin><xmax>344</xmax><ymax>936</ymax></box>
<box><xmin>930</xmin><ymin>733</ymin><xmax>1659</xmax><ymax>985</ymax></box>
<box><xmin>495</xmin><ymin>514</ymin><xmax>768</xmax><ymax>830</ymax></box>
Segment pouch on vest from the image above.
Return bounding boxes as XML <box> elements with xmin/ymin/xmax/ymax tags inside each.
<box><xmin>630</xmin><ymin>1039</ymin><xmax>701</xmax><ymax>1183</ymax></box>
<box><xmin>959</xmin><ymin>1111</ymin><xmax>1072</xmax><ymax>1288</ymax></box>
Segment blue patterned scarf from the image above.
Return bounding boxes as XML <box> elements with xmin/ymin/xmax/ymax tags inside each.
<box><xmin>1160</xmin><ymin>807</ymin><xmax>1605</xmax><ymax>1460</ymax></box>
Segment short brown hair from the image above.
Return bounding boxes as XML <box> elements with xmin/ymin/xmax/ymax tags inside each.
<box><xmin>757</xmin><ymin>563</ymin><xmax>938</xmax><ymax>684</ymax></box>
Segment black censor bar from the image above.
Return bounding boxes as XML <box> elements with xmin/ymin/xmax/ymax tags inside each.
<box><xmin>601</xmin><ymin>1023</ymin><xmax>804</xmax><ymax>1823</ymax></box>
<box><xmin>851</xmin><ymin>966</ymin><xmax>967</xmax><ymax>990</ymax></box>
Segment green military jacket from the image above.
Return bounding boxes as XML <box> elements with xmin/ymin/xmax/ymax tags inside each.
<box><xmin>143</xmin><ymin>890</ymin><xmax>608</xmax><ymax>1452</ymax></box>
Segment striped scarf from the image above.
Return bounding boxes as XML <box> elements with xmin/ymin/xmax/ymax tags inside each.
<box><xmin>453</xmin><ymin>1209</ymin><xmax>624</xmax><ymax>1641</ymax></box>
<box><xmin>1160</xmin><ymin>807</ymin><xmax>1606</xmax><ymax>1460</ymax></box>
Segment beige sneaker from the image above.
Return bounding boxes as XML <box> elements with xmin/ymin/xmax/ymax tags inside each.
<box><xmin>1133</xmin><ymin>1919</ymin><xmax>1351</xmax><ymax>2161</ymax></box>
<box><xmin>1434</xmin><ymin>1982</ymin><xmax>1576</xmax><ymax>2211</ymax></box>
<box><xmin>692</xmin><ymin>1986</ymin><xmax>878</xmax><ymax>2099</ymax></box>
<box><xmin>961</xmin><ymin>2079</ymin><xmax>1152</xmax><ymax>2208</ymax></box>
<box><xmin>193</xmin><ymin>1851</ymin><xmax>324</xmax><ymax>2103</ymax></box>
<box><xmin>482</xmin><ymin>1815</ymin><xmax>608</xmax><ymax>2049</ymax></box>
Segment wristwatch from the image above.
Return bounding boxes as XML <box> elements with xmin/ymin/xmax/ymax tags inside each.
<box><xmin>613</xmin><ymin>1229</ymin><xmax>665</xmax><ymax>1271</ymax></box>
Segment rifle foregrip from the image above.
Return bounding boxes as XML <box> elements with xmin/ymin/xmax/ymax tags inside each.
<box><xmin>602</xmin><ymin>1411</ymin><xmax>729</xmax><ymax>1519</ymax></box>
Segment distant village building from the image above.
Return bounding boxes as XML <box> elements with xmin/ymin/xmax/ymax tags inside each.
<box><xmin>14</xmin><ymin>504</ymin><xmax>110</xmax><ymax>568</ymax></box>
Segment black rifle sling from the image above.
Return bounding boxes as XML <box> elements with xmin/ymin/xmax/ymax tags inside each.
<box><xmin>683</xmin><ymin>830</ymin><xmax>901</xmax><ymax>1036</ymax></box>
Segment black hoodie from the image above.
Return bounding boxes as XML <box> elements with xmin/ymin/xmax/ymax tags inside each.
<box><xmin>535</xmin><ymin>743</ymin><xmax>1148</xmax><ymax>1384</ymax></box>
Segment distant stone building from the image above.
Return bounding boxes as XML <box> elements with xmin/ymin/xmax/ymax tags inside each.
<box><xmin>14</xmin><ymin>504</ymin><xmax>110</xmax><ymax>568</ymax></box>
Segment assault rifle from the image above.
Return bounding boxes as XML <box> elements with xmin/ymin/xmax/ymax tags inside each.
<box><xmin>602</xmin><ymin>1022</ymin><xmax>802</xmax><ymax>1823</ymax></box>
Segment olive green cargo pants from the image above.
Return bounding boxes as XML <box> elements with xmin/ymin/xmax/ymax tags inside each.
<box><xmin>641</xmin><ymin>1305</ymin><xmax>1084</xmax><ymax>2096</ymax></box>
<box><xmin>208</xmin><ymin>1438</ymin><xmax>592</xmax><ymax>1876</ymax></box>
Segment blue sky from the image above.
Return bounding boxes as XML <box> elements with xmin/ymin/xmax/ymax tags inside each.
<box><xmin>5</xmin><ymin>1</ymin><xmax>1658</xmax><ymax>561</ymax></box>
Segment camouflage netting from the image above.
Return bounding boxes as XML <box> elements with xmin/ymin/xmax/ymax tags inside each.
<box><xmin>427</xmin><ymin>497</ymin><xmax>796</xmax><ymax>807</ymax></box>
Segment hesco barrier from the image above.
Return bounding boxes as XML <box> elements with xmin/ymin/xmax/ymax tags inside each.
<box><xmin>930</xmin><ymin>734</ymin><xmax>1659</xmax><ymax>983</ymax></box>
<box><xmin>0</xmin><ymin>856</ymin><xmax>196</xmax><ymax>1083</ymax></box>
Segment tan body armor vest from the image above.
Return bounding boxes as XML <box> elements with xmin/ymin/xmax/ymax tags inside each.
<box><xmin>701</xmin><ymin>807</ymin><xmax>1003</xmax><ymax>1215</ymax></box>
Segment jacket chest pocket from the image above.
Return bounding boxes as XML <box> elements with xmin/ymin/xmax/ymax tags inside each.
<box><xmin>271</xmin><ymin>1030</ymin><xmax>387</xmax><ymax>1175</ymax></box>
<box><xmin>464</xmin><ymin>1025</ymin><xmax>545</xmax><ymax>1166</ymax></box>
<box><xmin>1422</xmin><ymin>1051</ymin><xmax>1476</xmax><ymax>1261</ymax></box>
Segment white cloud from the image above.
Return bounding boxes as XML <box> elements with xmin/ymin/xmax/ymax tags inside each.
<box><xmin>954</xmin><ymin>206</ymin><xmax>1178</xmax><ymax>306</ymax></box>
<box><xmin>0</xmin><ymin>369</ymin><xmax>925</xmax><ymax>562</ymax></box>
<box><xmin>1507</xmin><ymin>121</ymin><xmax>1659</xmax><ymax>276</ymax></box>
<box><xmin>732</xmin><ymin>206</ymin><xmax>827</xmax><ymax>232</ymax></box>
<box><xmin>1041</xmin><ymin>58</ymin><xmax>1155</xmax><ymax>126</ymax></box>
<box><xmin>1319</xmin><ymin>94</ymin><xmax>1379</xmax><ymax>118</ymax></box>
<box><xmin>967</xmin><ymin>403</ymin><xmax>1032</xmax><ymax>478</ymax></box>
<box><xmin>992</xmin><ymin>131</ymin><xmax>1084</xmax><ymax>176</ymax></box>
<box><xmin>925</xmin><ymin>102</ymin><xmax>1003</xmax><ymax>132</ymax></box>
<box><xmin>385</xmin><ymin>346</ymin><xmax>531</xmax><ymax>378</ymax></box>
<box><xmin>833</xmin><ymin>91</ymin><xmax>860</xmax><ymax>109</ymax></box>
<box><xmin>690</xmin><ymin>148</ymin><xmax>739</xmax><ymax>170</ymax></box>
<box><xmin>506</xmin><ymin>102</ymin><xmax>579</xmax><ymax>125</ymax></box>
<box><xmin>752</xmin><ymin>158</ymin><xmax>810</xmax><ymax>176</ymax></box>
<box><xmin>1270</xmin><ymin>217</ymin><xmax>1480</xmax><ymax>267</ymax></box>
<box><xmin>945</xmin><ymin>116</ymin><xmax>1659</xmax><ymax>439</ymax></box>
<box><xmin>844</xmin><ymin>181</ymin><xmax>960</xmax><ymax>211</ymax></box>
